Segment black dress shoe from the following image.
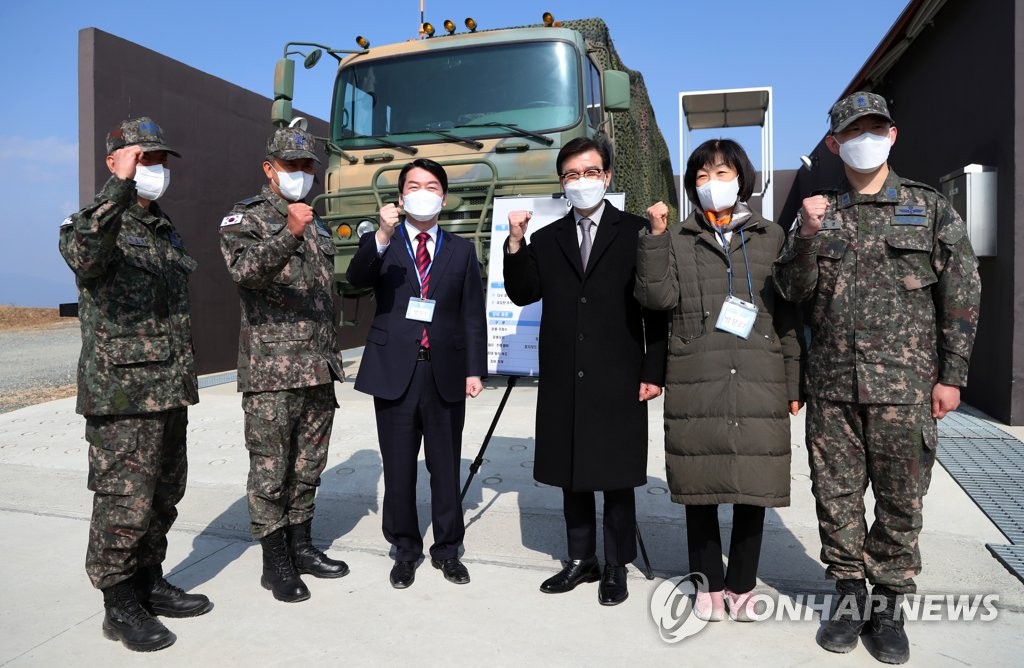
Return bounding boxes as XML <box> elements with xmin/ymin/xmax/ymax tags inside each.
<box><xmin>598</xmin><ymin>565</ymin><xmax>628</xmax><ymax>606</ymax></box>
<box><xmin>390</xmin><ymin>560</ymin><xmax>417</xmax><ymax>589</ymax></box>
<box><xmin>540</xmin><ymin>557</ymin><xmax>601</xmax><ymax>594</ymax></box>
<box><xmin>431</xmin><ymin>557</ymin><xmax>470</xmax><ymax>584</ymax></box>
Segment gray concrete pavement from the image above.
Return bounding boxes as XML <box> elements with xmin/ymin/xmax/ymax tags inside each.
<box><xmin>0</xmin><ymin>349</ymin><xmax>1022</xmax><ymax>666</ymax></box>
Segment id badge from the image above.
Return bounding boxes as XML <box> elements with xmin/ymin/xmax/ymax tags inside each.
<box><xmin>406</xmin><ymin>297</ymin><xmax>436</xmax><ymax>322</ymax></box>
<box><xmin>715</xmin><ymin>295</ymin><xmax>758</xmax><ymax>339</ymax></box>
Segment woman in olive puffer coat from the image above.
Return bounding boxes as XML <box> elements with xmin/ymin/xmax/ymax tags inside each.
<box><xmin>635</xmin><ymin>139</ymin><xmax>803</xmax><ymax>622</ymax></box>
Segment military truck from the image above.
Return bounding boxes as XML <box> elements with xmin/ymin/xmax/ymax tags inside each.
<box><xmin>272</xmin><ymin>14</ymin><xmax>677</xmax><ymax>307</ymax></box>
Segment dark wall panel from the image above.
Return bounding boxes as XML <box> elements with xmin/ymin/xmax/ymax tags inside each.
<box><xmin>79</xmin><ymin>28</ymin><xmax>370</xmax><ymax>376</ymax></box>
<box><xmin>1013</xmin><ymin>0</ymin><xmax>1024</xmax><ymax>427</ymax></box>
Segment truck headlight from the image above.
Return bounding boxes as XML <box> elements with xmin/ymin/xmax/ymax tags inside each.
<box><xmin>356</xmin><ymin>220</ymin><xmax>376</xmax><ymax>238</ymax></box>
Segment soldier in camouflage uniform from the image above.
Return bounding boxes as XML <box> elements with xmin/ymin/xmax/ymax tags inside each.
<box><xmin>220</xmin><ymin>126</ymin><xmax>349</xmax><ymax>603</ymax></box>
<box><xmin>58</xmin><ymin>117</ymin><xmax>213</xmax><ymax>653</ymax></box>
<box><xmin>773</xmin><ymin>92</ymin><xmax>981</xmax><ymax>664</ymax></box>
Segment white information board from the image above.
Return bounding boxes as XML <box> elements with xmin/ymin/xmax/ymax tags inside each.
<box><xmin>485</xmin><ymin>193</ymin><xmax>625</xmax><ymax>377</ymax></box>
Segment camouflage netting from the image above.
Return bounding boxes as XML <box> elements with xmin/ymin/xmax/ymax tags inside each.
<box><xmin>508</xmin><ymin>17</ymin><xmax>679</xmax><ymax>221</ymax></box>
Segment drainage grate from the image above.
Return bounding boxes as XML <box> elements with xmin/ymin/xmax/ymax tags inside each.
<box><xmin>937</xmin><ymin>410</ymin><xmax>1024</xmax><ymax>582</ymax></box>
<box><xmin>938</xmin><ymin>411</ymin><xmax>1017</xmax><ymax>440</ymax></box>
<box><xmin>198</xmin><ymin>371</ymin><xmax>238</xmax><ymax>389</ymax></box>
<box><xmin>986</xmin><ymin>544</ymin><xmax>1024</xmax><ymax>586</ymax></box>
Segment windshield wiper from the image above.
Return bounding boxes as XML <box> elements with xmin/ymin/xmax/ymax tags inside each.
<box><xmin>455</xmin><ymin>122</ymin><xmax>554</xmax><ymax>146</ymax></box>
<box><xmin>421</xmin><ymin>129</ymin><xmax>481</xmax><ymax>149</ymax></box>
<box><xmin>348</xmin><ymin>133</ymin><xmax>418</xmax><ymax>155</ymax></box>
<box><xmin>391</xmin><ymin>129</ymin><xmax>483</xmax><ymax>150</ymax></box>
<box><xmin>325</xmin><ymin>141</ymin><xmax>359</xmax><ymax>164</ymax></box>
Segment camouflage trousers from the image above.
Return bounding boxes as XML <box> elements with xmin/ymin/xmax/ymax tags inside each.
<box><xmin>806</xmin><ymin>398</ymin><xmax>937</xmax><ymax>594</ymax></box>
<box><xmin>84</xmin><ymin>408</ymin><xmax>188</xmax><ymax>590</ymax></box>
<box><xmin>242</xmin><ymin>384</ymin><xmax>336</xmax><ymax>540</ymax></box>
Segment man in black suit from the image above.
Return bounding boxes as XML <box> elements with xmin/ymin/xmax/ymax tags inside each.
<box><xmin>348</xmin><ymin>158</ymin><xmax>487</xmax><ymax>589</ymax></box>
<box><xmin>503</xmin><ymin>137</ymin><xmax>667</xmax><ymax>605</ymax></box>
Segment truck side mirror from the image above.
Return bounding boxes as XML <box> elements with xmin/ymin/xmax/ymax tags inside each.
<box><xmin>273</xmin><ymin>58</ymin><xmax>295</xmax><ymax>125</ymax></box>
<box><xmin>603</xmin><ymin>70</ymin><xmax>630</xmax><ymax>112</ymax></box>
<box><xmin>304</xmin><ymin>49</ymin><xmax>323</xmax><ymax>69</ymax></box>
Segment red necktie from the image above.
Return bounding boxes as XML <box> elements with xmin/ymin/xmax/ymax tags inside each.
<box><xmin>415</xmin><ymin>232</ymin><xmax>430</xmax><ymax>349</ymax></box>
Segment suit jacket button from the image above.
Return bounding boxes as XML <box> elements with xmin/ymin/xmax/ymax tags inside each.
<box><xmin>577</xmin><ymin>371</ymin><xmax>584</xmax><ymax>378</ymax></box>
<box><xmin>580</xmin><ymin>297</ymin><xmax>587</xmax><ymax>304</ymax></box>
<box><xmin>578</xmin><ymin>333</ymin><xmax>585</xmax><ymax>341</ymax></box>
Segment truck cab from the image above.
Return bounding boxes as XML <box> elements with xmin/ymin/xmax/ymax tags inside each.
<box><xmin>273</xmin><ymin>17</ymin><xmax>676</xmax><ymax>307</ymax></box>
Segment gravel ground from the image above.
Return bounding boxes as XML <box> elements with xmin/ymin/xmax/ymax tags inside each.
<box><xmin>0</xmin><ymin>321</ymin><xmax>81</xmax><ymax>413</ymax></box>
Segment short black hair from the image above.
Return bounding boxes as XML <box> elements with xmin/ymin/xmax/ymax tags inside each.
<box><xmin>556</xmin><ymin>137</ymin><xmax>613</xmax><ymax>176</ymax></box>
<box><xmin>398</xmin><ymin>158</ymin><xmax>448</xmax><ymax>193</ymax></box>
<box><xmin>682</xmin><ymin>139</ymin><xmax>756</xmax><ymax>207</ymax></box>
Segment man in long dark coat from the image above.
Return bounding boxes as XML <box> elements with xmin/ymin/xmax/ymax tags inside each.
<box><xmin>503</xmin><ymin>137</ymin><xmax>667</xmax><ymax>605</ymax></box>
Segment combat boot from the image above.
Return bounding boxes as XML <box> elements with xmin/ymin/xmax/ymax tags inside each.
<box><xmin>260</xmin><ymin>527</ymin><xmax>311</xmax><ymax>602</ymax></box>
<box><xmin>136</xmin><ymin>565</ymin><xmax>214</xmax><ymax>617</ymax></box>
<box><xmin>864</xmin><ymin>586</ymin><xmax>910</xmax><ymax>664</ymax></box>
<box><xmin>287</xmin><ymin>519</ymin><xmax>349</xmax><ymax>579</ymax></box>
<box><xmin>101</xmin><ymin>580</ymin><xmax>175</xmax><ymax>652</ymax></box>
<box><xmin>818</xmin><ymin>578</ymin><xmax>868</xmax><ymax>653</ymax></box>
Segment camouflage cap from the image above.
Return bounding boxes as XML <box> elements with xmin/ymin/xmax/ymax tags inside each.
<box><xmin>829</xmin><ymin>91</ymin><xmax>894</xmax><ymax>134</ymax></box>
<box><xmin>266</xmin><ymin>127</ymin><xmax>320</xmax><ymax>163</ymax></box>
<box><xmin>105</xmin><ymin>117</ymin><xmax>180</xmax><ymax>157</ymax></box>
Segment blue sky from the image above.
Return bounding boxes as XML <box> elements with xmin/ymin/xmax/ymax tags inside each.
<box><xmin>0</xmin><ymin>0</ymin><xmax>906</xmax><ymax>307</ymax></box>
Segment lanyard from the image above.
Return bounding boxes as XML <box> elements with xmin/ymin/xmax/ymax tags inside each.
<box><xmin>715</xmin><ymin>227</ymin><xmax>755</xmax><ymax>304</ymax></box>
<box><xmin>401</xmin><ymin>225</ymin><xmax>442</xmax><ymax>296</ymax></box>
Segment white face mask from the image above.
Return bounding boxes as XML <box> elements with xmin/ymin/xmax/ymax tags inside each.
<box><xmin>696</xmin><ymin>177</ymin><xmax>739</xmax><ymax>213</ymax></box>
<box><xmin>276</xmin><ymin>169</ymin><xmax>314</xmax><ymax>201</ymax></box>
<box><xmin>134</xmin><ymin>164</ymin><xmax>170</xmax><ymax>200</ymax></box>
<box><xmin>838</xmin><ymin>131</ymin><xmax>892</xmax><ymax>172</ymax></box>
<box><xmin>563</xmin><ymin>177</ymin><xmax>607</xmax><ymax>211</ymax></box>
<box><xmin>402</xmin><ymin>190</ymin><xmax>444</xmax><ymax>221</ymax></box>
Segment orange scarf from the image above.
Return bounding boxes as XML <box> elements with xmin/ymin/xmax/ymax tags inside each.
<box><xmin>704</xmin><ymin>210</ymin><xmax>732</xmax><ymax>228</ymax></box>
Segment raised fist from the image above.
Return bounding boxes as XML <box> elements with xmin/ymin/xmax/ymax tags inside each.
<box><xmin>647</xmin><ymin>201</ymin><xmax>669</xmax><ymax>235</ymax></box>
<box><xmin>286</xmin><ymin>202</ymin><xmax>314</xmax><ymax>238</ymax></box>
<box><xmin>110</xmin><ymin>145</ymin><xmax>144</xmax><ymax>181</ymax></box>
<box><xmin>507</xmin><ymin>210</ymin><xmax>532</xmax><ymax>252</ymax></box>
<box><xmin>799</xmin><ymin>195</ymin><xmax>829</xmax><ymax>237</ymax></box>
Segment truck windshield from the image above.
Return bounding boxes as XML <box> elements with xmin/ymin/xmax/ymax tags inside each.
<box><xmin>332</xmin><ymin>40</ymin><xmax>581</xmax><ymax>148</ymax></box>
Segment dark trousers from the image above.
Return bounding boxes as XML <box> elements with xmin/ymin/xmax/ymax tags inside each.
<box><xmin>85</xmin><ymin>409</ymin><xmax>188</xmax><ymax>590</ymax></box>
<box><xmin>562</xmin><ymin>488</ymin><xmax>637</xmax><ymax>567</ymax></box>
<box><xmin>374</xmin><ymin>359</ymin><xmax>465</xmax><ymax>562</ymax></box>
<box><xmin>685</xmin><ymin>504</ymin><xmax>765</xmax><ymax>594</ymax></box>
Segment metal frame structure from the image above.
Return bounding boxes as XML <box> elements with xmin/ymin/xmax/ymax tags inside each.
<box><xmin>678</xmin><ymin>86</ymin><xmax>773</xmax><ymax>220</ymax></box>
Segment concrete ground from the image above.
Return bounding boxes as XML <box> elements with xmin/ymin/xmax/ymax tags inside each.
<box><xmin>0</xmin><ymin>349</ymin><xmax>1022</xmax><ymax>666</ymax></box>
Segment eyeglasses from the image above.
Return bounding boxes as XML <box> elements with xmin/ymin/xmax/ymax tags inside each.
<box><xmin>560</xmin><ymin>168</ymin><xmax>604</xmax><ymax>183</ymax></box>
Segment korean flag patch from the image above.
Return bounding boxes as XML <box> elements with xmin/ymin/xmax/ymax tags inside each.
<box><xmin>220</xmin><ymin>214</ymin><xmax>242</xmax><ymax>228</ymax></box>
